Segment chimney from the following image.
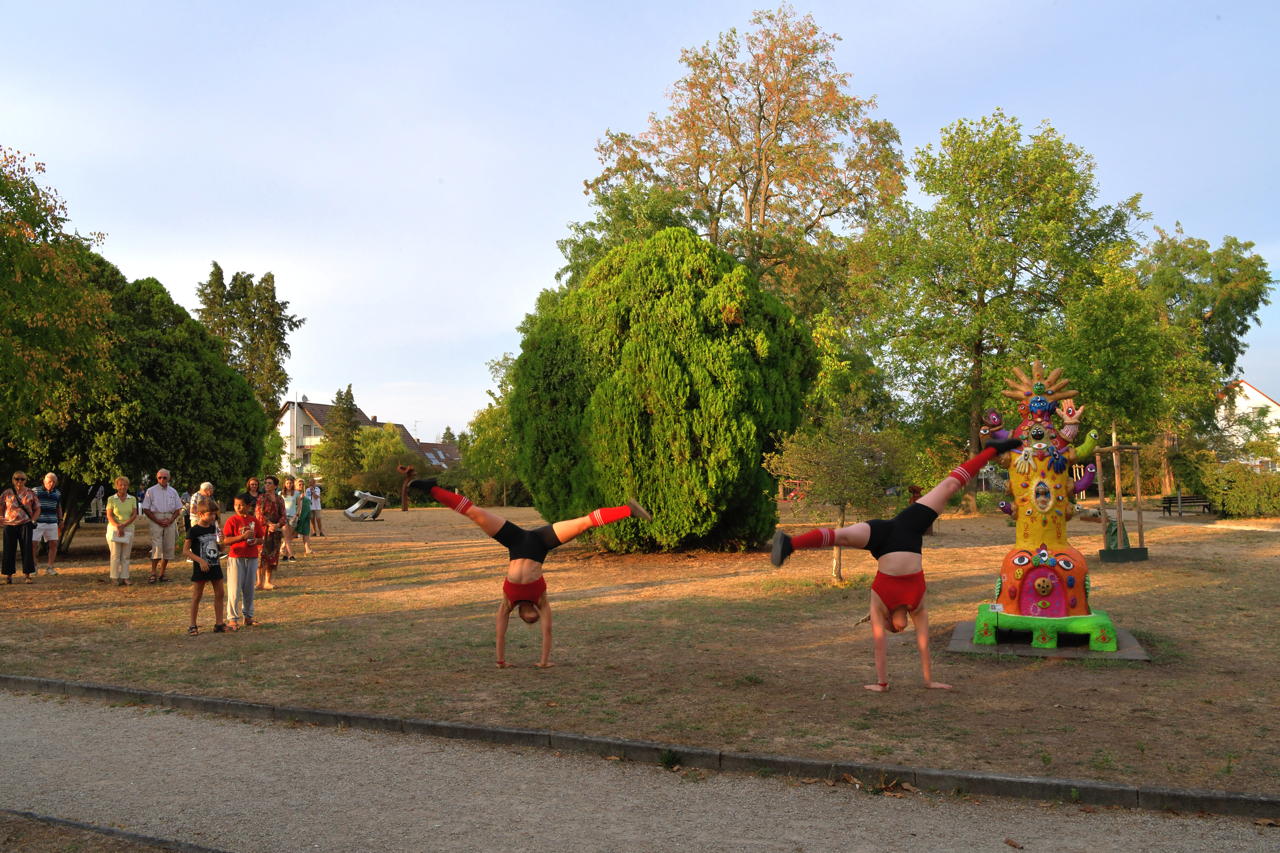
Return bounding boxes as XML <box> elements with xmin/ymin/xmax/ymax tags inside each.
<box><xmin>371</xmin><ymin>416</ymin><xmax>378</xmax><ymax>423</ymax></box>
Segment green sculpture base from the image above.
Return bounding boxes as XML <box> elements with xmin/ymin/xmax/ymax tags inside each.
<box><xmin>971</xmin><ymin>604</ymin><xmax>1118</xmax><ymax>652</ymax></box>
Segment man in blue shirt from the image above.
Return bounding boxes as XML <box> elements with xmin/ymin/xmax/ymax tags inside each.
<box><xmin>32</xmin><ymin>472</ymin><xmax>64</xmax><ymax>576</ymax></box>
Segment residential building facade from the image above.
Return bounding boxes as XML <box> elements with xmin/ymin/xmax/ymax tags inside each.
<box><xmin>275</xmin><ymin>397</ymin><xmax>458</xmax><ymax>476</ymax></box>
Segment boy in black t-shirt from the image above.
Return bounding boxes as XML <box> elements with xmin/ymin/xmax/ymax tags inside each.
<box><xmin>183</xmin><ymin>499</ymin><xmax>227</xmax><ymax>635</ymax></box>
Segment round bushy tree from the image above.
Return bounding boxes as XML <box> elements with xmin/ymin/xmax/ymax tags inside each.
<box><xmin>510</xmin><ymin>228</ymin><xmax>816</xmax><ymax>550</ymax></box>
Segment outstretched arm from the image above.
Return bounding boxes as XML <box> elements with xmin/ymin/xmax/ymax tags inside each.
<box><xmin>865</xmin><ymin>595</ymin><xmax>890</xmax><ymax>692</ymax></box>
<box><xmin>911</xmin><ymin>604</ymin><xmax>950</xmax><ymax>689</ymax></box>
<box><xmin>536</xmin><ymin>597</ymin><xmax>554</xmax><ymax>668</ymax></box>
<box><xmin>495</xmin><ymin>600</ymin><xmax>514</xmax><ymax>667</ymax></box>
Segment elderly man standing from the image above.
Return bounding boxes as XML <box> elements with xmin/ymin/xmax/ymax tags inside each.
<box><xmin>32</xmin><ymin>472</ymin><xmax>64</xmax><ymax>575</ymax></box>
<box><xmin>142</xmin><ymin>469</ymin><xmax>183</xmax><ymax>583</ymax></box>
<box><xmin>186</xmin><ymin>482</ymin><xmax>217</xmax><ymax>531</ymax></box>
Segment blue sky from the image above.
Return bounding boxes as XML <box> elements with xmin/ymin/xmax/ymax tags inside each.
<box><xmin>3</xmin><ymin>1</ymin><xmax>1277</xmax><ymax>440</ymax></box>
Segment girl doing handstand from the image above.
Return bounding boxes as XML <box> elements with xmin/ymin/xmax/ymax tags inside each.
<box><xmin>770</xmin><ymin>438</ymin><xmax>1021</xmax><ymax>692</ymax></box>
<box><xmin>404</xmin><ymin>474</ymin><xmax>651</xmax><ymax>668</ymax></box>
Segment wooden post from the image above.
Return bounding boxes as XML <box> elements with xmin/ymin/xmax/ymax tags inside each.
<box><xmin>1111</xmin><ymin>425</ymin><xmax>1126</xmax><ymax>546</ymax></box>
<box><xmin>1133</xmin><ymin>448</ymin><xmax>1145</xmax><ymax>549</ymax></box>
<box><xmin>1095</xmin><ymin>451</ymin><xmax>1108</xmax><ymax>528</ymax></box>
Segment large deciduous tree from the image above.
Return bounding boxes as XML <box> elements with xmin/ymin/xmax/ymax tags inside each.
<box><xmin>0</xmin><ymin>147</ymin><xmax>112</xmax><ymax>442</ymax></box>
<box><xmin>197</xmin><ymin>262</ymin><xmax>305</xmax><ymax>412</ymax></box>
<box><xmin>351</xmin><ymin>424</ymin><xmax>419</xmax><ymax>500</ymax></box>
<box><xmin>510</xmin><ymin>227</ymin><xmax>816</xmax><ymax>551</ymax></box>
<box><xmin>570</xmin><ymin>5</ymin><xmax>903</xmax><ymax>312</ymax></box>
<box><xmin>1055</xmin><ymin>246</ymin><xmax>1215</xmax><ymax>443</ymax></box>
<box><xmin>1139</xmin><ymin>225</ymin><xmax>1272</xmax><ymax>379</ymax></box>
<box><xmin>873</xmin><ymin>110</ymin><xmax>1143</xmax><ymax>452</ymax></box>
<box><xmin>21</xmin><ymin>263</ymin><xmax>269</xmax><ymax>546</ymax></box>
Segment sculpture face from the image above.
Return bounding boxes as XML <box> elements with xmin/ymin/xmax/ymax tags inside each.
<box><xmin>995</xmin><ymin>543</ymin><xmax>1089</xmax><ymax>618</ymax></box>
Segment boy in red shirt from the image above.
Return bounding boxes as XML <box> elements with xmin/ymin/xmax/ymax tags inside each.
<box><xmin>223</xmin><ymin>493</ymin><xmax>266</xmax><ymax>630</ymax></box>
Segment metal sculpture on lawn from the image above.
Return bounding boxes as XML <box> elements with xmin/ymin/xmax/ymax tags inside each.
<box><xmin>344</xmin><ymin>490</ymin><xmax>387</xmax><ymax>521</ymax></box>
<box><xmin>972</xmin><ymin>361</ymin><xmax>1118</xmax><ymax>652</ymax></box>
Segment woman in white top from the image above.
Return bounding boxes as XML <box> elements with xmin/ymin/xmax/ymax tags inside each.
<box><xmin>106</xmin><ymin>476</ymin><xmax>139</xmax><ymax>585</ymax></box>
<box><xmin>280</xmin><ymin>477</ymin><xmax>299</xmax><ymax>561</ymax></box>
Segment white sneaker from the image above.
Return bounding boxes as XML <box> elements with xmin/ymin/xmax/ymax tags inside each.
<box><xmin>45</xmin><ymin>568</ymin><xmax>58</xmax><ymax>576</ymax></box>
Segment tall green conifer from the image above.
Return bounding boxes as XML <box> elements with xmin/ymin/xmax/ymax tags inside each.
<box><xmin>510</xmin><ymin>228</ymin><xmax>815</xmax><ymax>550</ymax></box>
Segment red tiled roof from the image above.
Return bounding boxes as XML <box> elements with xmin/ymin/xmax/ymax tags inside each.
<box><xmin>286</xmin><ymin>401</ymin><xmax>375</xmax><ymax>430</ymax></box>
<box><xmin>419</xmin><ymin>442</ymin><xmax>461</xmax><ymax>470</ymax></box>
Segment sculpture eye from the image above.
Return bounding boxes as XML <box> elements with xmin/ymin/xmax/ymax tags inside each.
<box><xmin>1058</xmin><ymin>558</ymin><xmax>1075</xmax><ymax>571</ymax></box>
<box><xmin>1012</xmin><ymin>554</ymin><xmax>1031</xmax><ymax>567</ymax></box>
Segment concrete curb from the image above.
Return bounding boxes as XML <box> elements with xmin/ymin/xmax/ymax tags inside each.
<box><xmin>4</xmin><ymin>674</ymin><xmax>1277</xmax><ymax>820</ymax></box>
<box><xmin>2</xmin><ymin>807</ymin><xmax>230</xmax><ymax>852</ymax></box>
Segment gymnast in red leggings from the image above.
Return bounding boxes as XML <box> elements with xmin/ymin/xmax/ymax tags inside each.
<box><xmin>404</xmin><ymin>475</ymin><xmax>650</xmax><ymax>668</ymax></box>
<box><xmin>770</xmin><ymin>438</ymin><xmax>1022</xmax><ymax>692</ymax></box>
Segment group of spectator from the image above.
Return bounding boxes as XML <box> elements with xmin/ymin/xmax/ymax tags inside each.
<box><xmin>1</xmin><ymin>469</ymin><xmax>327</xmax><ymax>601</ymax></box>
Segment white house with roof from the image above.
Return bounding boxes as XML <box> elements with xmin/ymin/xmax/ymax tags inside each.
<box><xmin>1220</xmin><ymin>379</ymin><xmax>1280</xmax><ymax>471</ymax></box>
<box><xmin>275</xmin><ymin>397</ymin><xmax>459</xmax><ymax>476</ymax></box>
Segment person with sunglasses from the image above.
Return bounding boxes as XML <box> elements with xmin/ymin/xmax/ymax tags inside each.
<box><xmin>1</xmin><ymin>471</ymin><xmax>40</xmax><ymax>583</ymax></box>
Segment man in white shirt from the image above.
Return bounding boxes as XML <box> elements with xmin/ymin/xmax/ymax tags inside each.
<box><xmin>307</xmin><ymin>479</ymin><xmax>325</xmax><ymax>536</ymax></box>
<box><xmin>142</xmin><ymin>469</ymin><xmax>184</xmax><ymax>582</ymax></box>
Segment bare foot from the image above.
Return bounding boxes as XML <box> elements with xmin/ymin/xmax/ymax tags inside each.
<box><xmin>864</xmin><ymin>683</ymin><xmax>888</xmax><ymax>692</ymax></box>
<box><xmin>262</xmin><ymin>583</ymin><xmax>275</xmax><ymax>590</ymax></box>
<box><xmin>925</xmin><ymin>681</ymin><xmax>952</xmax><ymax>690</ymax></box>
<box><xmin>496</xmin><ymin>661</ymin><xmax>514</xmax><ymax>668</ymax></box>
<box><xmin>535</xmin><ymin>662</ymin><xmax>557</xmax><ymax>669</ymax></box>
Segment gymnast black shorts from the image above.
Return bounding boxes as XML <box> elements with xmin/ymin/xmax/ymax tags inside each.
<box><xmin>863</xmin><ymin>502</ymin><xmax>939</xmax><ymax>560</ymax></box>
<box><xmin>493</xmin><ymin>521</ymin><xmax>562</xmax><ymax>563</ymax></box>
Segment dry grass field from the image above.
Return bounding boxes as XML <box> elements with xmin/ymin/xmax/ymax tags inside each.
<box><xmin>2</xmin><ymin>503</ymin><xmax>1277</xmax><ymax>796</ymax></box>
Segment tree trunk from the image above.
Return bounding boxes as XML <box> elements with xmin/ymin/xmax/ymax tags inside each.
<box><xmin>1160</xmin><ymin>431</ymin><xmax>1176</xmax><ymax>495</ymax></box>
<box><xmin>54</xmin><ymin>480</ymin><xmax>96</xmax><ymax>552</ymax></box>
<box><xmin>963</xmin><ymin>339</ymin><xmax>984</xmax><ymax>516</ymax></box>
<box><xmin>831</xmin><ymin>505</ymin><xmax>845</xmax><ymax>582</ymax></box>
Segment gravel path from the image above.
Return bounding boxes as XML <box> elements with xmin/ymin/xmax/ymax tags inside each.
<box><xmin>1</xmin><ymin>691</ymin><xmax>1271</xmax><ymax>852</ymax></box>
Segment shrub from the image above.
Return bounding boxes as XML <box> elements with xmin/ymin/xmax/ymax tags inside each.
<box><xmin>509</xmin><ymin>228</ymin><xmax>815</xmax><ymax>550</ymax></box>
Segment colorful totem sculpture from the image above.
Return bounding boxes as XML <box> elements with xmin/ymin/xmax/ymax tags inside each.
<box><xmin>972</xmin><ymin>361</ymin><xmax>1118</xmax><ymax>651</ymax></box>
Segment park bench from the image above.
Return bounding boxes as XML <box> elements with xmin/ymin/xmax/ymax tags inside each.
<box><xmin>1160</xmin><ymin>494</ymin><xmax>1214</xmax><ymax>516</ymax></box>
